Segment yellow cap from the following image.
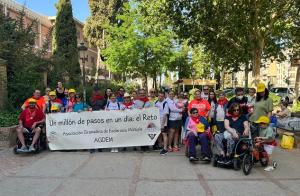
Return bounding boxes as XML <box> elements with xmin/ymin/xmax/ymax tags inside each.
<box><xmin>28</xmin><ymin>98</ymin><xmax>36</xmax><ymax>103</ymax></box>
<box><xmin>50</xmin><ymin>105</ymin><xmax>59</xmax><ymax>111</ymax></box>
<box><xmin>196</xmin><ymin>123</ymin><xmax>205</xmax><ymax>133</ymax></box>
<box><xmin>124</xmin><ymin>93</ymin><xmax>131</xmax><ymax>97</ymax></box>
<box><xmin>255</xmin><ymin>116</ymin><xmax>270</xmax><ymax>124</ymax></box>
<box><xmin>49</xmin><ymin>91</ymin><xmax>56</xmax><ymax>96</ymax></box>
<box><xmin>69</xmin><ymin>89</ymin><xmax>76</xmax><ymax>93</ymax></box>
<box><xmin>257</xmin><ymin>83</ymin><xmax>266</xmax><ymax>93</ymax></box>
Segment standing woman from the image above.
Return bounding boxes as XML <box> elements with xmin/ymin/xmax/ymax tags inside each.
<box><xmin>166</xmin><ymin>91</ymin><xmax>183</xmax><ymax>152</ymax></box>
<box><xmin>208</xmin><ymin>91</ymin><xmax>217</xmax><ymax>129</ymax></box>
<box><xmin>104</xmin><ymin>88</ymin><xmax>113</xmax><ymax>107</ymax></box>
<box><xmin>249</xmin><ymin>83</ymin><xmax>273</xmax><ymax>135</ymax></box>
<box><xmin>56</xmin><ymin>81</ymin><xmax>66</xmax><ymax>100</ymax></box>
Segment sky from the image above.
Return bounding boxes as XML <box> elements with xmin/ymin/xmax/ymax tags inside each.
<box><xmin>15</xmin><ymin>0</ymin><xmax>90</xmax><ymax>22</ymax></box>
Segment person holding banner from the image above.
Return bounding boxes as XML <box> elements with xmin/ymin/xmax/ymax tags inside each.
<box><xmin>105</xmin><ymin>93</ymin><xmax>121</xmax><ymax>152</ymax></box>
<box><xmin>155</xmin><ymin>91</ymin><xmax>169</xmax><ymax>155</ymax></box>
<box><xmin>121</xmin><ymin>93</ymin><xmax>134</xmax><ymax>109</ymax></box>
<box><xmin>134</xmin><ymin>89</ymin><xmax>151</xmax><ymax>109</ymax></box>
<box><xmin>73</xmin><ymin>94</ymin><xmax>90</xmax><ymax>112</ymax></box>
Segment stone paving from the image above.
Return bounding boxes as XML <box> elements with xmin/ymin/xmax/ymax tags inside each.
<box><xmin>0</xmin><ymin>147</ymin><xmax>300</xmax><ymax>196</ymax></box>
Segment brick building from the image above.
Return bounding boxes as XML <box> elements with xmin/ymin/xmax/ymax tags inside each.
<box><xmin>0</xmin><ymin>0</ymin><xmax>100</xmax><ymax>83</ymax></box>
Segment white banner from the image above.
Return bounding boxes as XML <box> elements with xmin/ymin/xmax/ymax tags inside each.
<box><xmin>46</xmin><ymin>108</ymin><xmax>161</xmax><ymax>150</ymax></box>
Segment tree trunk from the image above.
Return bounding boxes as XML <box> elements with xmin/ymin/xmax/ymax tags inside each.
<box><xmin>95</xmin><ymin>46</ymin><xmax>102</xmax><ymax>84</ymax></box>
<box><xmin>221</xmin><ymin>70</ymin><xmax>225</xmax><ymax>90</ymax></box>
<box><xmin>144</xmin><ymin>75</ymin><xmax>148</xmax><ymax>93</ymax></box>
<box><xmin>252</xmin><ymin>38</ymin><xmax>264</xmax><ymax>85</ymax></box>
<box><xmin>244</xmin><ymin>63</ymin><xmax>249</xmax><ymax>90</ymax></box>
<box><xmin>295</xmin><ymin>66</ymin><xmax>300</xmax><ymax>102</ymax></box>
<box><xmin>159</xmin><ymin>73</ymin><xmax>162</xmax><ymax>90</ymax></box>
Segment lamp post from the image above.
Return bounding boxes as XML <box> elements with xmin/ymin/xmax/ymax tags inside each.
<box><xmin>78</xmin><ymin>42</ymin><xmax>88</xmax><ymax>105</ymax></box>
<box><xmin>192</xmin><ymin>68</ymin><xmax>196</xmax><ymax>89</ymax></box>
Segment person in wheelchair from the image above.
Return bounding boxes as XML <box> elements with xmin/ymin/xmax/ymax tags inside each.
<box><xmin>16</xmin><ymin>98</ymin><xmax>46</xmax><ymax>152</ymax></box>
<box><xmin>186</xmin><ymin>108</ymin><xmax>212</xmax><ymax>162</ymax></box>
<box><xmin>215</xmin><ymin>103</ymin><xmax>250</xmax><ymax>164</ymax></box>
<box><xmin>254</xmin><ymin>116</ymin><xmax>277</xmax><ymax>172</ymax></box>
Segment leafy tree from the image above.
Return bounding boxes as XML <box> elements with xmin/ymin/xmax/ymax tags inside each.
<box><xmin>162</xmin><ymin>0</ymin><xmax>298</xmax><ymax>83</ymax></box>
<box><xmin>84</xmin><ymin>0</ymin><xmax>126</xmax><ymax>82</ymax></box>
<box><xmin>103</xmin><ymin>1</ymin><xmax>175</xmax><ymax>91</ymax></box>
<box><xmin>0</xmin><ymin>10</ymin><xmax>49</xmax><ymax>109</ymax></box>
<box><xmin>52</xmin><ymin>0</ymin><xmax>81</xmax><ymax>86</ymax></box>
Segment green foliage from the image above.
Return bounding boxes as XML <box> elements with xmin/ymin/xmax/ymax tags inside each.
<box><xmin>0</xmin><ymin>111</ymin><xmax>19</xmax><ymax>127</ymax></box>
<box><xmin>269</xmin><ymin>92</ymin><xmax>281</xmax><ymax>106</ymax></box>
<box><xmin>161</xmin><ymin>0</ymin><xmax>298</xmax><ymax>79</ymax></box>
<box><xmin>51</xmin><ymin>0</ymin><xmax>81</xmax><ymax>86</ymax></box>
<box><xmin>291</xmin><ymin>101</ymin><xmax>300</xmax><ymax>113</ymax></box>
<box><xmin>103</xmin><ymin>1</ymin><xmax>176</xmax><ymax>90</ymax></box>
<box><xmin>0</xmin><ymin>10</ymin><xmax>50</xmax><ymax>109</ymax></box>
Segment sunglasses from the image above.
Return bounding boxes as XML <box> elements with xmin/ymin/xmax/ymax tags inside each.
<box><xmin>192</xmin><ymin>112</ymin><xmax>198</xmax><ymax>114</ymax></box>
<box><xmin>204</xmin><ymin>89</ymin><xmax>209</xmax><ymax>90</ymax></box>
<box><xmin>233</xmin><ymin>109</ymin><xmax>240</xmax><ymax>112</ymax></box>
<box><xmin>75</xmin><ymin>96</ymin><xmax>81</xmax><ymax>99</ymax></box>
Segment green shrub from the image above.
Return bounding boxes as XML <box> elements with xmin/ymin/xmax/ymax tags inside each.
<box><xmin>0</xmin><ymin>111</ymin><xmax>19</xmax><ymax>127</ymax></box>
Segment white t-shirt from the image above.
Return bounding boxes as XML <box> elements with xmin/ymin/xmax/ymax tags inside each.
<box><xmin>166</xmin><ymin>97</ymin><xmax>182</xmax><ymax>121</ymax></box>
<box><xmin>105</xmin><ymin>101</ymin><xmax>121</xmax><ymax>110</ymax></box>
<box><xmin>134</xmin><ymin>100</ymin><xmax>151</xmax><ymax>109</ymax></box>
<box><xmin>216</xmin><ymin>104</ymin><xmax>226</xmax><ymax>121</ymax></box>
<box><xmin>155</xmin><ymin>99</ymin><xmax>169</xmax><ymax>126</ymax></box>
<box><xmin>201</xmin><ymin>92</ymin><xmax>209</xmax><ymax>100</ymax></box>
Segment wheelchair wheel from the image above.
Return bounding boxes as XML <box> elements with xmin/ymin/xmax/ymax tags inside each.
<box><xmin>260</xmin><ymin>158</ymin><xmax>268</xmax><ymax>167</ymax></box>
<box><xmin>242</xmin><ymin>153</ymin><xmax>253</xmax><ymax>175</ymax></box>
<box><xmin>13</xmin><ymin>146</ymin><xmax>19</xmax><ymax>154</ymax></box>
<box><xmin>233</xmin><ymin>157</ymin><xmax>241</xmax><ymax>170</ymax></box>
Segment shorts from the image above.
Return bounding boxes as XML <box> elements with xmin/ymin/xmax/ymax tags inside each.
<box><xmin>263</xmin><ymin>144</ymin><xmax>274</xmax><ymax>155</ymax></box>
<box><xmin>23</xmin><ymin>124</ymin><xmax>44</xmax><ymax>133</ymax></box>
<box><xmin>161</xmin><ymin>126</ymin><xmax>168</xmax><ymax>133</ymax></box>
<box><xmin>168</xmin><ymin>120</ymin><xmax>182</xmax><ymax>129</ymax></box>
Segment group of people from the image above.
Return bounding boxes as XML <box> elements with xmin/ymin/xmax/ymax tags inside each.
<box><xmin>17</xmin><ymin>81</ymin><xmax>280</xmax><ymax>172</ymax></box>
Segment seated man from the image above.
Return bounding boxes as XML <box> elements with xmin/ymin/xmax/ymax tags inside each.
<box><xmin>16</xmin><ymin>98</ymin><xmax>46</xmax><ymax>152</ymax></box>
<box><xmin>186</xmin><ymin>108</ymin><xmax>212</xmax><ymax>162</ymax></box>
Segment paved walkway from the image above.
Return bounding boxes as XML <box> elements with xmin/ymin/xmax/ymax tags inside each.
<box><xmin>0</xmin><ymin>147</ymin><xmax>300</xmax><ymax>196</ymax></box>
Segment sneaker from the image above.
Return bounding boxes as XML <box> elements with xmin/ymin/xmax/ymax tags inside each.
<box><xmin>114</xmin><ymin>148</ymin><xmax>119</xmax><ymax>153</ymax></box>
<box><xmin>29</xmin><ymin>145</ymin><xmax>36</xmax><ymax>152</ymax></box>
<box><xmin>189</xmin><ymin>157</ymin><xmax>199</xmax><ymax>162</ymax></box>
<box><xmin>217</xmin><ymin>156</ymin><xmax>225</xmax><ymax>164</ymax></box>
<box><xmin>160</xmin><ymin>149</ymin><xmax>168</xmax><ymax>156</ymax></box>
<box><xmin>272</xmin><ymin>161</ymin><xmax>277</xmax><ymax>169</ymax></box>
<box><xmin>264</xmin><ymin>166</ymin><xmax>274</xmax><ymax>172</ymax></box>
<box><xmin>17</xmin><ymin>146</ymin><xmax>28</xmax><ymax>153</ymax></box>
<box><xmin>202</xmin><ymin>156</ymin><xmax>211</xmax><ymax>162</ymax></box>
<box><xmin>111</xmin><ymin>148</ymin><xmax>115</xmax><ymax>153</ymax></box>
<box><xmin>173</xmin><ymin>147</ymin><xmax>180</xmax><ymax>152</ymax></box>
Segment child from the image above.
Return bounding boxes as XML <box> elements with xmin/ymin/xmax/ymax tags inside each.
<box><xmin>255</xmin><ymin>116</ymin><xmax>277</xmax><ymax>172</ymax></box>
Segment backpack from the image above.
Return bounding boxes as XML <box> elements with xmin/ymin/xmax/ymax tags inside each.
<box><xmin>155</xmin><ymin>100</ymin><xmax>167</xmax><ymax>109</ymax></box>
<box><xmin>106</xmin><ymin>101</ymin><xmax>120</xmax><ymax>110</ymax></box>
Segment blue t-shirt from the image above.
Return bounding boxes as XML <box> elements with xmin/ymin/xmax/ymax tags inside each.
<box><xmin>73</xmin><ymin>102</ymin><xmax>89</xmax><ymax>112</ymax></box>
<box><xmin>225</xmin><ymin>114</ymin><xmax>247</xmax><ymax>135</ymax></box>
